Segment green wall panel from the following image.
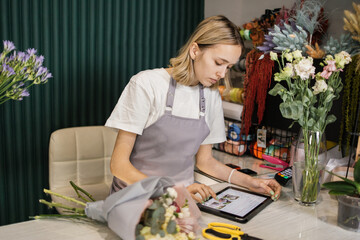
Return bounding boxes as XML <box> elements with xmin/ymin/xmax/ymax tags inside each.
<box><xmin>0</xmin><ymin>0</ymin><xmax>204</xmax><ymax>226</ymax></box>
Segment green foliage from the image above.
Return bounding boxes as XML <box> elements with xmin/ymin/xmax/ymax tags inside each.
<box><xmin>166</xmin><ymin>220</ymin><xmax>177</xmax><ymax>234</ymax></box>
<box><xmin>270</xmin><ymin>24</ymin><xmax>308</xmax><ymax>53</ymax></box>
<box><xmin>291</xmin><ymin>0</ymin><xmax>323</xmax><ymax>36</ymax></box>
<box><xmin>324</xmin><ymin>34</ymin><xmax>360</xmax><ymax>56</ymax></box>
<box><xmin>322</xmin><ymin>160</ymin><xmax>360</xmax><ymax>197</ymax></box>
<box><xmin>269</xmin><ymin>50</ymin><xmax>348</xmax><ymax>133</ymax></box>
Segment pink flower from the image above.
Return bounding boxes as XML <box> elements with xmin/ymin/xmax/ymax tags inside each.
<box><xmin>320</xmin><ymin>60</ymin><xmax>342</xmax><ymax>79</ymax></box>
<box><xmin>320</xmin><ymin>70</ymin><xmax>332</xmax><ymax>79</ymax></box>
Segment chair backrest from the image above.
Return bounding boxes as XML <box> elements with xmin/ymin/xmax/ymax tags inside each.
<box><xmin>49</xmin><ymin>126</ymin><xmax>117</xmax><ymax>209</ymax></box>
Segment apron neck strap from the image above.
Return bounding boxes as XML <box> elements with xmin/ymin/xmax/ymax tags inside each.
<box><xmin>165</xmin><ymin>77</ymin><xmax>206</xmax><ymax>117</ymax></box>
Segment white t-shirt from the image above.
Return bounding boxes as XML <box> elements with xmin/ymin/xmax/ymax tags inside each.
<box><xmin>105</xmin><ymin>68</ymin><xmax>226</xmax><ymax>145</ymax></box>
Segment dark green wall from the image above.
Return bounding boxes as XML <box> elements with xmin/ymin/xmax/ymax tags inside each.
<box><xmin>0</xmin><ymin>0</ymin><xmax>204</xmax><ymax>226</ymax></box>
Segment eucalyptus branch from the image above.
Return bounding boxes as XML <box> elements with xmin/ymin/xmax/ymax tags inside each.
<box><xmin>70</xmin><ymin>181</ymin><xmax>96</xmax><ymax>202</ymax></box>
<box><xmin>43</xmin><ymin>189</ymin><xmax>87</xmax><ymax>207</ymax></box>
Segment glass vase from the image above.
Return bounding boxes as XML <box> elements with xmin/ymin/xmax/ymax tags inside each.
<box><xmin>292</xmin><ymin>129</ymin><xmax>327</xmax><ymax>205</ymax></box>
<box><xmin>337</xmin><ymin>195</ymin><xmax>360</xmax><ymax>232</ymax></box>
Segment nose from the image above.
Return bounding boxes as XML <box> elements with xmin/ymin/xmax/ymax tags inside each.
<box><xmin>217</xmin><ymin>67</ymin><xmax>227</xmax><ymax>79</ymax></box>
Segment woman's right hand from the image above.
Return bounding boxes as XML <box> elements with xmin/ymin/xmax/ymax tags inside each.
<box><xmin>186</xmin><ymin>183</ymin><xmax>217</xmax><ymax>203</ymax></box>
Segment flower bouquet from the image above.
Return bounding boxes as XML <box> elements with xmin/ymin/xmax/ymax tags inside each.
<box><xmin>0</xmin><ymin>40</ymin><xmax>52</xmax><ymax>105</ymax></box>
<box><xmin>268</xmin><ymin>50</ymin><xmax>352</xmax><ymax>204</ymax></box>
<box><xmin>34</xmin><ymin>177</ymin><xmax>199</xmax><ymax>240</ymax></box>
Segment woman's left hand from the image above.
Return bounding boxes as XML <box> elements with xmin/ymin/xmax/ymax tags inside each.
<box><xmin>246</xmin><ymin>178</ymin><xmax>281</xmax><ymax>201</ymax></box>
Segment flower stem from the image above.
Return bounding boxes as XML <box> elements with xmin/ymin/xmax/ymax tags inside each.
<box><xmin>70</xmin><ymin>181</ymin><xmax>96</xmax><ymax>202</ymax></box>
<box><xmin>39</xmin><ymin>199</ymin><xmax>85</xmax><ymax>214</ymax></box>
<box><xmin>43</xmin><ymin>189</ymin><xmax>87</xmax><ymax>207</ymax></box>
<box><xmin>30</xmin><ymin>214</ymin><xmax>87</xmax><ymax>219</ymax></box>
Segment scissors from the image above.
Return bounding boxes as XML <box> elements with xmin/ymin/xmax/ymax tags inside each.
<box><xmin>202</xmin><ymin>222</ymin><xmax>262</xmax><ymax>240</ymax></box>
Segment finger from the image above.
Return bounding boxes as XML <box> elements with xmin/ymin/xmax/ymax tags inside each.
<box><xmin>197</xmin><ymin>187</ymin><xmax>208</xmax><ymax>201</ymax></box>
<box><xmin>208</xmin><ymin>187</ymin><xmax>217</xmax><ymax>200</ymax></box>
<box><xmin>269</xmin><ymin>180</ymin><xmax>281</xmax><ymax>200</ymax></box>
<box><xmin>259</xmin><ymin>182</ymin><xmax>275</xmax><ymax>196</ymax></box>
<box><xmin>191</xmin><ymin>193</ymin><xmax>203</xmax><ymax>203</ymax></box>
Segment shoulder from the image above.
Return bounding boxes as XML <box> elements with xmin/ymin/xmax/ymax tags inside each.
<box><xmin>130</xmin><ymin>68</ymin><xmax>170</xmax><ymax>86</ymax></box>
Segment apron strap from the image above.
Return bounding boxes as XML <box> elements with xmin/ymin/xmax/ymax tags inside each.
<box><xmin>165</xmin><ymin>77</ymin><xmax>177</xmax><ymax>113</ymax></box>
<box><xmin>199</xmin><ymin>84</ymin><xmax>205</xmax><ymax>118</ymax></box>
<box><xmin>165</xmin><ymin>77</ymin><xmax>206</xmax><ymax>118</ymax></box>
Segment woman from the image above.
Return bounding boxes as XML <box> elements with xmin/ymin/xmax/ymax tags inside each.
<box><xmin>106</xmin><ymin>15</ymin><xmax>281</xmax><ymax>202</ymax></box>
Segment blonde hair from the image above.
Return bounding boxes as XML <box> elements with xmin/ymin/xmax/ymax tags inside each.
<box><xmin>169</xmin><ymin>15</ymin><xmax>244</xmax><ymax>88</ymax></box>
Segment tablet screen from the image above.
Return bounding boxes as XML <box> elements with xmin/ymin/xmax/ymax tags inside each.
<box><xmin>200</xmin><ymin>187</ymin><xmax>270</xmax><ymax>221</ymax></box>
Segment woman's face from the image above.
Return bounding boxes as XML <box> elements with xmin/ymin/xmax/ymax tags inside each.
<box><xmin>191</xmin><ymin>43</ymin><xmax>242</xmax><ymax>87</ymax></box>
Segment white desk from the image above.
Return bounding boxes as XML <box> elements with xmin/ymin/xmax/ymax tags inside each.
<box><xmin>0</xmin><ymin>150</ymin><xmax>359</xmax><ymax>240</ymax></box>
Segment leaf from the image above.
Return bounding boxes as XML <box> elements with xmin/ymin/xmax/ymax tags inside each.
<box><xmin>148</xmin><ymin>201</ymin><xmax>158</xmax><ymax>210</ymax></box>
<box><xmin>166</xmin><ymin>220</ymin><xmax>177</xmax><ymax>234</ymax></box>
<box><xmin>150</xmin><ymin>218</ymin><xmax>160</xmax><ymax>235</ymax></box>
<box><xmin>136</xmin><ymin>235</ymin><xmax>145</xmax><ymax>240</ymax></box>
<box><xmin>325</xmin><ymin>170</ymin><xmax>360</xmax><ymax>194</ymax></box>
<box><xmin>322</xmin><ymin>181</ymin><xmax>356</xmax><ymax>193</ymax></box>
<box><xmin>328</xmin><ymin>190</ymin><xmax>355</xmax><ymax>195</ymax></box>
<box><xmin>269</xmin><ymin>83</ymin><xmax>286</xmax><ymax>96</ymax></box>
<box><xmin>307</xmin><ymin>118</ymin><xmax>316</xmax><ymax>128</ymax></box>
<box><xmin>324</xmin><ymin>93</ymin><xmax>335</xmax><ymax>103</ymax></box>
<box><xmin>279</xmin><ymin>101</ymin><xmax>303</xmax><ymax>120</ymax></box>
<box><xmin>354</xmin><ymin>160</ymin><xmax>360</xmax><ymax>183</ymax></box>
<box><xmin>135</xmin><ymin>224</ymin><xmax>143</xmax><ymax>236</ymax></box>
<box><xmin>325</xmin><ymin>114</ymin><xmax>337</xmax><ymax>126</ymax></box>
<box><xmin>159</xmin><ymin>230</ymin><xmax>165</xmax><ymax>237</ymax></box>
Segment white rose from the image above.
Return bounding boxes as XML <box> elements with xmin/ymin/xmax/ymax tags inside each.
<box><xmin>312</xmin><ymin>80</ymin><xmax>328</xmax><ymax>95</ymax></box>
<box><xmin>167</xmin><ymin>187</ymin><xmax>178</xmax><ymax>199</ymax></box>
<box><xmin>270</xmin><ymin>51</ymin><xmax>278</xmax><ymax>61</ymax></box>
<box><xmin>292</xmin><ymin>50</ymin><xmax>303</xmax><ymax>59</ymax></box>
<box><xmin>294</xmin><ymin>57</ymin><xmax>315</xmax><ymax>80</ymax></box>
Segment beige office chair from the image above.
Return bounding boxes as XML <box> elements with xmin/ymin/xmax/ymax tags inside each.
<box><xmin>49</xmin><ymin>126</ymin><xmax>117</xmax><ymax>213</ymax></box>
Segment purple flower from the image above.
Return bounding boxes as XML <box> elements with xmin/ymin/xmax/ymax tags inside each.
<box><xmin>20</xmin><ymin>89</ymin><xmax>30</xmax><ymax>97</ymax></box>
<box><xmin>17</xmin><ymin>51</ymin><xmax>26</xmax><ymax>61</ymax></box>
<box><xmin>36</xmin><ymin>67</ymin><xmax>47</xmax><ymax>77</ymax></box>
<box><xmin>41</xmin><ymin>72</ymin><xmax>52</xmax><ymax>82</ymax></box>
<box><xmin>20</xmin><ymin>67</ymin><xmax>27</xmax><ymax>74</ymax></box>
<box><xmin>3</xmin><ymin>40</ymin><xmax>15</xmax><ymax>52</ymax></box>
<box><xmin>17</xmin><ymin>82</ymin><xmax>25</xmax><ymax>87</ymax></box>
<box><xmin>35</xmin><ymin>55</ymin><xmax>44</xmax><ymax>66</ymax></box>
<box><xmin>23</xmin><ymin>54</ymin><xmax>30</xmax><ymax>62</ymax></box>
<box><xmin>2</xmin><ymin>64</ymin><xmax>15</xmax><ymax>77</ymax></box>
<box><xmin>26</xmin><ymin>48</ymin><xmax>37</xmax><ymax>56</ymax></box>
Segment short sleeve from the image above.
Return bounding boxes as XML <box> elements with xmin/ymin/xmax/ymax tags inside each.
<box><xmin>105</xmin><ymin>75</ymin><xmax>153</xmax><ymax>135</ymax></box>
<box><xmin>202</xmin><ymin>89</ymin><xmax>226</xmax><ymax>145</ymax></box>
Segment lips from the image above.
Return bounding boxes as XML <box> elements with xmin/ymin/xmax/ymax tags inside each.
<box><xmin>210</xmin><ymin>78</ymin><xmax>218</xmax><ymax>84</ymax></box>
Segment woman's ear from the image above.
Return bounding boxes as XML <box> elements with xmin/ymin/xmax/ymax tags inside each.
<box><xmin>189</xmin><ymin>42</ymin><xmax>199</xmax><ymax>60</ymax></box>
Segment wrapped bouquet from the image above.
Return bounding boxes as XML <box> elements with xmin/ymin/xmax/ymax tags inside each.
<box><xmin>35</xmin><ymin>177</ymin><xmax>200</xmax><ymax>240</ymax></box>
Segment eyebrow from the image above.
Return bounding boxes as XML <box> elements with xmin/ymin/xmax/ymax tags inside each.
<box><xmin>218</xmin><ymin>58</ymin><xmax>229</xmax><ymax>63</ymax></box>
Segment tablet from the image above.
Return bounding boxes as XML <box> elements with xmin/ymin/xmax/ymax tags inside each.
<box><xmin>197</xmin><ymin>186</ymin><xmax>272</xmax><ymax>223</ymax></box>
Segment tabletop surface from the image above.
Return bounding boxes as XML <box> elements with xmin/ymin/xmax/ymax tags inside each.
<box><xmin>1</xmin><ymin>150</ymin><xmax>359</xmax><ymax>240</ymax></box>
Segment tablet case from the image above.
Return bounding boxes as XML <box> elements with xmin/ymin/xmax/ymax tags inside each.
<box><xmin>197</xmin><ymin>186</ymin><xmax>272</xmax><ymax>223</ymax></box>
